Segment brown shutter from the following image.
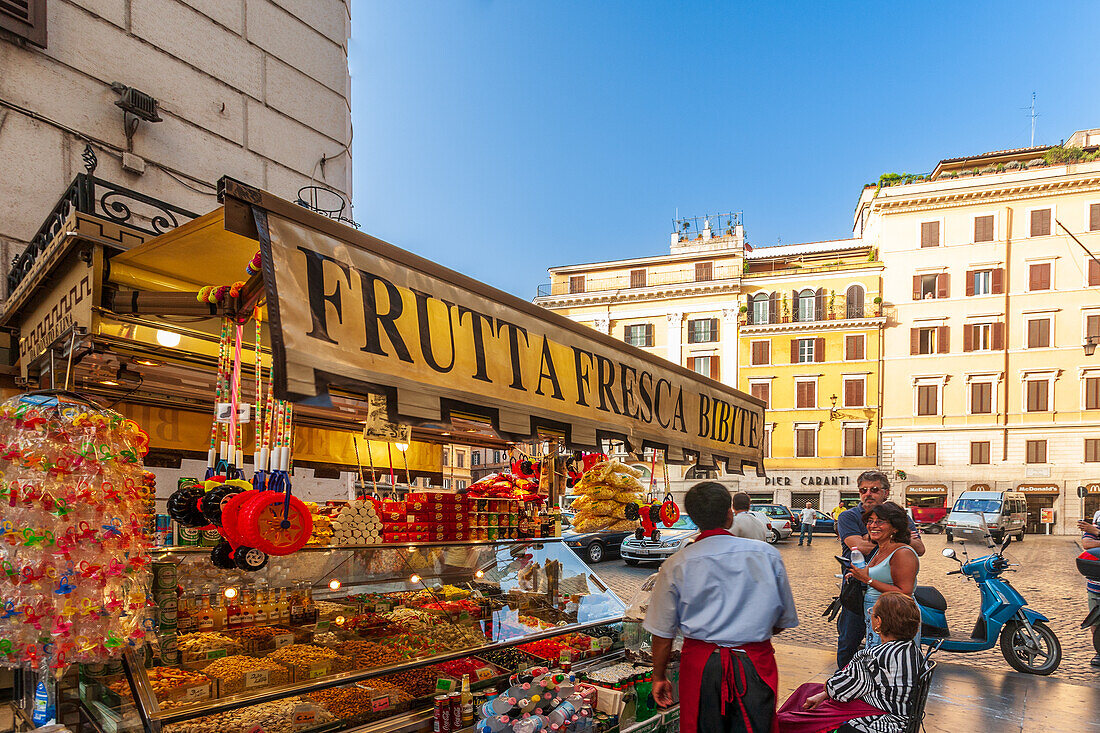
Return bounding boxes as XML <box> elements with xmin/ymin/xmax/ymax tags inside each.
<box><xmin>1087</xmin><ymin>378</ymin><xmax>1099</xmax><ymax>410</ymax></box>
<box><xmin>0</xmin><ymin>0</ymin><xmax>46</xmax><ymax>47</ymax></box>
<box><xmin>710</xmin><ymin>356</ymin><xmax>720</xmax><ymax>380</ymax></box>
<box><xmin>686</xmin><ymin>357</ymin><xmax>695</xmax><ymax>372</ymax></box>
<box><xmin>912</xmin><ymin>275</ymin><xmax>922</xmax><ymax>300</ymax></box>
<box><xmin>816</xmin><ymin>288</ymin><xmax>826</xmax><ymax>320</ymax></box>
<box><xmin>1030</xmin><ymin>209</ymin><xmax>1051</xmax><ymax>237</ymax></box>
<box><xmin>1091</xmin><ymin>203</ymin><xmax>1100</xmax><ymax>232</ymax></box>
<box><xmin>992</xmin><ymin>322</ymin><xmax>1005</xmax><ymax>350</ymax></box>
<box><xmin>910</xmin><ymin>328</ymin><xmax>920</xmax><ymax>355</ymax></box>
<box><xmin>974</xmin><ymin>215</ymin><xmax>994</xmax><ymax>242</ymax></box>
<box><xmin>965</xmin><ymin>271</ymin><xmax>975</xmax><ymax>296</ymax></box>
<box><xmin>962</xmin><ymin>324</ymin><xmax>973</xmax><ymax>352</ymax></box>
<box><xmin>791</xmin><ymin>290</ymin><xmax>800</xmax><ymax>320</ymax></box>
<box><xmin>646</xmin><ymin>324</ymin><xmax>654</xmax><ymax>346</ymax></box>
<box><xmin>791</xmin><ymin>339</ymin><xmax>800</xmax><ymax>363</ymax></box>
<box><xmin>937</xmin><ymin>273</ymin><xmax>949</xmax><ymax>299</ymax></box>
<box><xmin>769</xmin><ymin>292</ymin><xmax>778</xmax><ymax>323</ymax></box>
<box><xmin>992</xmin><ymin>268</ymin><xmax>1004</xmax><ymax>294</ymax></box>
<box><xmin>921</xmin><ymin>221</ymin><xmax>940</xmax><ymax>247</ymax></box>
<box><xmin>814</xmin><ymin>337</ymin><xmax>825</xmax><ymax>362</ymax></box>
<box><xmin>711</xmin><ymin>318</ymin><xmax>719</xmax><ymax>341</ymax></box>
<box><xmin>937</xmin><ymin>326</ymin><xmax>949</xmax><ymax>353</ymax></box>
<box><xmin>1090</xmin><ymin>259</ymin><xmax>1100</xmax><ymax>287</ymax></box>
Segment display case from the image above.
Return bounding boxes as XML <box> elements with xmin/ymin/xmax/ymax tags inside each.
<box><xmin>79</xmin><ymin>539</ymin><xmax>627</xmax><ymax>733</ymax></box>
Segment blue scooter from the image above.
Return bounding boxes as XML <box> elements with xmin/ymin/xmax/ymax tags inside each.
<box><xmin>915</xmin><ymin>532</ymin><xmax>1062</xmax><ymax>675</ymax></box>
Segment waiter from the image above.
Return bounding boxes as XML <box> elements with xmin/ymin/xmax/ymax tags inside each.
<box><xmin>646</xmin><ymin>482</ymin><xmax>799</xmax><ymax>733</ymax></box>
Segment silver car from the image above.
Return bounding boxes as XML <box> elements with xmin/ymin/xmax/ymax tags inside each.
<box><xmin>751</xmin><ymin>510</ymin><xmax>794</xmax><ymax>544</ymax></box>
<box><xmin>619</xmin><ymin>516</ymin><xmax>698</xmax><ymax>565</ymax></box>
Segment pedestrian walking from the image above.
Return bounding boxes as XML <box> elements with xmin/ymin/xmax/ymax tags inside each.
<box><xmin>647</xmin><ymin>481</ymin><xmax>799</xmax><ymax>733</ymax></box>
<box><xmin>846</xmin><ymin>502</ymin><xmax>919</xmax><ymax>649</ymax></box>
<box><xmin>836</xmin><ymin>471</ymin><xmax>925</xmax><ymax>669</ymax></box>
<box><xmin>1077</xmin><ymin>517</ymin><xmax>1100</xmax><ymax>667</ymax></box>
<box><xmin>731</xmin><ymin>491</ymin><xmax>769</xmax><ymax>542</ymax></box>
<box><xmin>798</xmin><ymin>503</ymin><xmax>816</xmax><ymax>546</ymax></box>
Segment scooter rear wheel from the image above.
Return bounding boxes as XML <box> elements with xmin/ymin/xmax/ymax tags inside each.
<box><xmin>999</xmin><ymin>619</ymin><xmax>1061</xmax><ymax>675</ymax></box>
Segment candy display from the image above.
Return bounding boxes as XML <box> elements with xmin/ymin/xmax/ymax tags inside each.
<box><xmin>331</xmin><ymin>499</ymin><xmax>383</xmax><ymax>545</ymax></box>
<box><xmin>267</xmin><ymin>643</ymin><xmax>354</xmax><ymax>679</ymax></box>
<box><xmin>200</xmin><ymin>655</ymin><xmax>289</xmax><ymax>695</ymax></box>
<box><xmin>0</xmin><ymin>391</ymin><xmax>153</xmax><ymax>671</ymax></box>
<box><xmin>569</xmin><ymin>461</ymin><xmax>644</xmax><ymax>533</ymax></box>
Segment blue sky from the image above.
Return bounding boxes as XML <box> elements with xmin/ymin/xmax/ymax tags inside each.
<box><xmin>350</xmin><ymin>2</ymin><xmax>1100</xmax><ymax>300</ymax></box>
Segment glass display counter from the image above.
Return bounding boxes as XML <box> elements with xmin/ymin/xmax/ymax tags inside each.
<box><xmin>80</xmin><ymin>540</ymin><xmax>626</xmax><ymax>733</ymax></box>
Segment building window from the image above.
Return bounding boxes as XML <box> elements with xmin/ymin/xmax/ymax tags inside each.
<box><xmin>845</xmin><ymin>285</ymin><xmax>865</xmax><ymax>318</ymax></box>
<box><xmin>442</xmin><ymin>450</ymin><xmax>448</xmax><ymax>467</ymax></box>
<box><xmin>442</xmin><ymin>479</ymin><xmax>451</xmax><ymax>489</ymax></box>
<box><xmin>687</xmin><ymin>318</ymin><xmax>719</xmax><ymax>343</ymax></box>
<box><xmin>1087</xmin><ymin>439</ymin><xmax>1100</xmax><ymax>463</ymax></box>
<box><xmin>969</xmin><ymin>270</ymin><xmax>992</xmax><ymax>296</ymax></box>
<box><xmin>797</xmin><ymin>289</ymin><xmax>816</xmax><ymax>322</ymax></box>
<box><xmin>796</xmin><ymin>380</ymin><xmax>817</xmax><ymax>409</ymax></box>
<box><xmin>793</xmin><ymin>337</ymin><xmax>822</xmax><ymax>363</ymax></box>
<box><xmin>695</xmin><ymin>262</ymin><xmax>713</xmax><ymax>282</ymax></box>
<box><xmin>762</xmin><ymin>427</ymin><xmax>772</xmax><ymax>458</ymax></box>
<box><xmin>751</xmin><ymin>294</ymin><xmax>770</xmax><ymax>324</ymax></box>
<box><xmin>471</xmin><ymin>451</ymin><xmax>481</xmax><ymax>466</ymax></box>
<box><xmin>1029</xmin><ymin>208</ymin><xmax>1052</xmax><ymax>237</ymax></box>
<box><xmin>964</xmin><ymin>323</ymin><xmax>994</xmax><ymax>352</ymax></box>
<box><xmin>920</xmin><ymin>221</ymin><xmax>940</xmax><ymax>248</ymax></box>
<box><xmin>843</xmin><ymin>378</ymin><xmax>865</xmax><ymax>407</ymax></box>
<box><xmin>456</xmin><ymin>452</ymin><xmax>464</xmax><ymax>468</ymax></box>
<box><xmin>630</xmin><ymin>269</ymin><xmax>647</xmax><ymax>288</ymax></box>
<box><xmin>1026</xmin><ymin>380</ymin><xmax>1049</xmax><ymax>412</ymax></box>
<box><xmin>795</xmin><ymin>428</ymin><xmax>817</xmax><ymax>458</ymax></box>
<box><xmin>750</xmin><ymin>340</ymin><xmax>770</xmax><ymax>365</ymax></box>
<box><xmin>797</xmin><ymin>338</ymin><xmax>813</xmax><ymax>363</ymax></box>
<box><xmin>1086</xmin><ymin>376</ymin><xmax>1100</xmax><ymax>410</ymax></box>
<box><xmin>916</xmin><ymin>385</ymin><xmax>939</xmax><ymax>416</ymax></box>
<box><xmin>970</xmin><ymin>382</ymin><xmax>993</xmax><ymax>414</ymax></box>
<box><xmin>750</xmin><ymin>382</ymin><xmax>770</xmax><ymax>407</ymax></box>
<box><xmin>1090</xmin><ymin>259</ymin><xmax>1100</xmax><ymax>287</ymax></box>
<box><xmin>845</xmin><ymin>334</ymin><xmax>865</xmax><ymax>361</ymax></box>
<box><xmin>843</xmin><ymin>427</ymin><xmax>865</xmax><ymax>457</ymax></box>
<box><xmin>624</xmin><ymin>324</ymin><xmax>654</xmax><ymax>347</ymax></box>
<box><xmin>916</xmin><ymin>443</ymin><xmax>936</xmax><ymax>465</ymax></box>
<box><xmin>1025</xmin><ymin>440</ymin><xmax>1047</xmax><ymax>464</ymax></box>
<box><xmin>1088</xmin><ymin>314</ymin><xmax>1100</xmax><ymax>341</ymax></box>
<box><xmin>1091</xmin><ymin>203</ymin><xmax>1100</xmax><ymax>232</ymax></box>
<box><xmin>914</xmin><ymin>273</ymin><xmax>948</xmax><ymax>300</ymax></box>
<box><xmin>974</xmin><ymin>215</ymin><xmax>994</xmax><ymax>243</ymax></box>
<box><xmin>1026</xmin><ymin>318</ymin><xmax>1051</xmax><ymax>348</ymax></box>
<box><xmin>970</xmin><ymin>441</ymin><xmax>991</xmax><ymax>465</ymax></box>
<box><xmin>911</xmin><ymin>327</ymin><xmax>944</xmax><ymax>355</ymax></box>
<box><xmin>687</xmin><ymin>356</ymin><xmax>718</xmax><ymax>380</ymax></box>
<box><xmin>1028</xmin><ymin>262</ymin><xmax>1051</xmax><ymax>291</ymax></box>
<box><xmin>569</xmin><ymin>275</ymin><xmax>585</xmax><ymax>294</ymax></box>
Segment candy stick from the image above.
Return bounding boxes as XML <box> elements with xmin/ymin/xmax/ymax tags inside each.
<box><xmin>386</xmin><ymin>442</ymin><xmax>395</xmax><ymax>487</ymax></box>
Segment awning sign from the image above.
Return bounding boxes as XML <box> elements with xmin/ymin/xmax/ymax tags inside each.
<box><xmin>906</xmin><ymin>484</ymin><xmax>948</xmax><ymax>494</ymax></box>
<box><xmin>247</xmin><ymin>198</ymin><xmax>763</xmax><ymax>471</ymax></box>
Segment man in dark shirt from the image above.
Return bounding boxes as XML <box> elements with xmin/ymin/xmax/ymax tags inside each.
<box><xmin>836</xmin><ymin>470</ymin><xmax>925</xmax><ymax>668</ymax></box>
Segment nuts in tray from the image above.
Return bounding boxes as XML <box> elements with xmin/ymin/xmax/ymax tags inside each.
<box><xmin>342</xmin><ymin>640</ymin><xmax>405</xmax><ymax>669</ymax></box>
<box><xmin>177</xmin><ymin>632</ymin><xmax>244</xmax><ymax>660</ymax></box>
<box><xmin>163</xmin><ymin>695</ymin><xmax>335</xmax><ymax>733</ymax></box>
<box><xmin>375</xmin><ymin>667</ymin><xmax>439</xmax><ymax>699</ymax></box>
<box><xmin>307</xmin><ymin>686</ymin><xmax>373</xmax><ymax>719</ymax></box>
<box><xmin>200</xmin><ymin>655</ymin><xmax>289</xmax><ymax>696</ymax></box>
<box><xmin>266</xmin><ymin>643</ymin><xmax>353</xmax><ymax>679</ymax></box>
<box><xmin>109</xmin><ymin>666</ymin><xmax>211</xmax><ymax>700</ymax></box>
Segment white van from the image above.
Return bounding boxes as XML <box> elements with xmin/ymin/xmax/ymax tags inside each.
<box><xmin>945</xmin><ymin>490</ymin><xmax>1027</xmax><ymax>544</ymax></box>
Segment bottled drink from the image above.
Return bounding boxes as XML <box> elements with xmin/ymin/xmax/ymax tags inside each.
<box><xmin>461</xmin><ymin>674</ymin><xmax>474</xmax><ymax>726</ymax></box>
<box><xmin>850</xmin><ymin>549</ymin><xmax>866</xmax><ymax>569</ymax></box>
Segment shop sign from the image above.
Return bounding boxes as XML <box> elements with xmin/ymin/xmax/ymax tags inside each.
<box><xmin>246</xmin><ymin>195</ymin><xmax>764</xmax><ymax>470</ymax></box>
<box><xmin>969</xmin><ymin>483</ymin><xmax>993</xmax><ymax>491</ymax></box>
<box><xmin>1016</xmin><ymin>484</ymin><xmax>1060</xmax><ymax>494</ymax></box>
<box><xmin>765</xmin><ymin>475</ymin><xmax>852</xmax><ymax>486</ymax></box>
<box><xmin>1085</xmin><ymin>484</ymin><xmax>1100</xmax><ymax>495</ymax></box>
<box><xmin>1041</xmin><ymin>507</ymin><xmax>1055</xmax><ymax>524</ymax></box>
<box><xmin>18</xmin><ymin>261</ymin><xmax>93</xmax><ymax>377</ymax></box>
<box><xmin>906</xmin><ymin>484</ymin><xmax>948</xmax><ymax>494</ymax></box>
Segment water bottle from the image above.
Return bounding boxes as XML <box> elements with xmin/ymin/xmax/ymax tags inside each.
<box><xmin>32</xmin><ymin>678</ymin><xmax>54</xmax><ymax>727</ymax></box>
<box><xmin>512</xmin><ymin>714</ymin><xmax>549</xmax><ymax>733</ymax></box>
<box><xmin>850</xmin><ymin>549</ymin><xmax>866</xmax><ymax>569</ymax></box>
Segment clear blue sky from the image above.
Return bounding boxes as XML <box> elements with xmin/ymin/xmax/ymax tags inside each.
<box><xmin>350</xmin><ymin>2</ymin><xmax>1100</xmax><ymax>300</ymax></box>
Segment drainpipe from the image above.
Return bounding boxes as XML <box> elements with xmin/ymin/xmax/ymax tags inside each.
<box><xmin>1003</xmin><ymin>207</ymin><xmax>1012</xmax><ymax>462</ymax></box>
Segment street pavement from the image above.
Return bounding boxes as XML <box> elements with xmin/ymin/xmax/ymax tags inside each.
<box><xmin>591</xmin><ymin>532</ymin><xmax>1100</xmax><ymax>685</ymax></box>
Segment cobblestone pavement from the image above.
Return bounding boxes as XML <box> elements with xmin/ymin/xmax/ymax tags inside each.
<box><xmin>591</xmin><ymin>533</ymin><xmax>1100</xmax><ymax>685</ymax></box>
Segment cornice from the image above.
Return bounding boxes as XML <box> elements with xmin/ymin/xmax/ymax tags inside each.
<box><xmin>871</xmin><ymin>174</ymin><xmax>1100</xmax><ymax>215</ymax></box>
<box><xmin>534</xmin><ymin>279</ymin><xmax>742</xmax><ymax>308</ymax></box>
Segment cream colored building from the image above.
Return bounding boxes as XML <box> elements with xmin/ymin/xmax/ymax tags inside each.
<box><xmin>0</xmin><ymin>0</ymin><xmax>353</xmax><ymax>298</ymax></box>
<box><xmin>859</xmin><ymin>130</ymin><xmax>1100</xmax><ymax>533</ymax></box>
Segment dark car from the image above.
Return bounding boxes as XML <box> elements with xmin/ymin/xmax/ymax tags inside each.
<box><xmin>806</xmin><ymin>510</ymin><xmax>836</xmax><ymax>534</ymax></box>
<box><xmin>754</xmin><ymin>503</ymin><xmax>798</xmax><ymax>531</ymax></box>
<box><xmin>561</xmin><ymin>513</ymin><xmax>632</xmax><ymax>564</ymax></box>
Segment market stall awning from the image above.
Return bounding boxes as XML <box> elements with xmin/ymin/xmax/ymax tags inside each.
<box><xmin>106</xmin><ymin>178</ymin><xmax>766</xmax><ymax>473</ymax></box>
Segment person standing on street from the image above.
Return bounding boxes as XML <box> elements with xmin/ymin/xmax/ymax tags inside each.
<box><xmin>798</xmin><ymin>503</ymin><xmax>816</xmax><ymax>546</ymax></box>
<box><xmin>647</xmin><ymin>481</ymin><xmax>799</xmax><ymax>732</ymax></box>
<box><xmin>731</xmin><ymin>491</ymin><xmax>769</xmax><ymax>542</ymax></box>
<box><xmin>836</xmin><ymin>471</ymin><xmax>925</xmax><ymax>669</ymax></box>
<box><xmin>1077</xmin><ymin>517</ymin><xmax>1100</xmax><ymax>667</ymax></box>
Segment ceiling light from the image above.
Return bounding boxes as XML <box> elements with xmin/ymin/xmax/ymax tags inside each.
<box><xmin>328</xmin><ymin>579</ymin><xmax>341</xmax><ymax>591</ymax></box>
<box><xmin>474</xmin><ymin>570</ymin><xmax>484</xmax><ymax>579</ymax></box>
<box><xmin>156</xmin><ymin>330</ymin><xmax>181</xmax><ymax>348</ymax></box>
<box><xmin>394</xmin><ymin>442</ymin><xmax>409</xmax><ymax>452</ymax></box>
<box><xmin>98</xmin><ymin>377</ymin><xmax>120</xmax><ymax>387</ymax></box>
<box><xmin>409</xmin><ymin>574</ymin><xmax>421</xmax><ymax>584</ymax></box>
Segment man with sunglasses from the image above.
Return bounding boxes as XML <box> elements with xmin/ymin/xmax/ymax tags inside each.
<box><xmin>835</xmin><ymin>470</ymin><xmax>925</xmax><ymax>668</ymax></box>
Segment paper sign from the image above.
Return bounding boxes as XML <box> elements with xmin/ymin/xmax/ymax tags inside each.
<box><xmin>435</xmin><ymin>677</ymin><xmax>456</xmax><ymax>693</ymax></box>
<box><xmin>371</xmin><ymin>695</ymin><xmax>390</xmax><ymax>712</ymax></box>
<box><xmin>1041</xmin><ymin>507</ymin><xmax>1054</xmax><ymax>524</ymax></box>
<box><xmin>245</xmin><ymin>669</ymin><xmax>270</xmax><ymax>689</ymax></box>
<box><xmin>589</xmin><ymin>638</ymin><xmax>600</xmax><ymax>652</ymax></box>
<box><xmin>292</xmin><ymin>704</ymin><xmax>320</xmax><ymax>730</ymax></box>
<box><xmin>184</xmin><ymin>684</ymin><xmax>210</xmax><ymax>701</ymax></box>
<box><xmin>273</xmin><ymin>633</ymin><xmax>295</xmax><ymax>649</ymax></box>
<box><xmin>475</xmin><ymin>666</ymin><xmax>496</xmax><ymax>681</ymax></box>
<box><xmin>245</xmin><ymin>726</ymin><xmax>265</xmax><ymax>733</ymax></box>
<box><xmin>205</xmin><ymin>648</ymin><xmax>228</xmax><ymax>660</ymax></box>
<box><xmin>308</xmin><ymin>663</ymin><xmax>328</xmax><ymax>679</ymax></box>
<box><xmin>216</xmin><ymin>402</ymin><xmax>252</xmax><ymax>424</ymax></box>
<box><xmin>314</xmin><ymin>621</ymin><xmax>331</xmax><ymax>632</ymax></box>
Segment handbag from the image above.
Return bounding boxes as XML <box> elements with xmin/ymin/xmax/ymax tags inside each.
<box><xmin>838</xmin><ymin>574</ymin><xmax>866</xmax><ymax>616</ymax></box>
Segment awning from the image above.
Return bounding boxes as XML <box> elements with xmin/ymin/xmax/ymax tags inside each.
<box><xmin>905</xmin><ymin>484</ymin><xmax>948</xmax><ymax>494</ymax></box>
<box><xmin>1015</xmin><ymin>483</ymin><xmax>1060</xmax><ymax>494</ymax></box>
<box><xmin>109</xmin><ymin>179</ymin><xmax>765</xmax><ymax>473</ymax></box>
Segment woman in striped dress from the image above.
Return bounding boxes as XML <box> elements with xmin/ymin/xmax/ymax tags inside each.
<box><xmin>778</xmin><ymin>593</ymin><xmax>926</xmax><ymax>733</ymax></box>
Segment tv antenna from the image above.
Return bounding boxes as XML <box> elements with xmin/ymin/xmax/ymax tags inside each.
<box><xmin>1026</xmin><ymin>92</ymin><xmax>1038</xmax><ymax>147</ymax></box>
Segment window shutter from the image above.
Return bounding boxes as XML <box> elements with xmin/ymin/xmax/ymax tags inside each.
<box><xmin>791</xmin><ymin>290</ymin><xmax>800</xmax><ymax>321</ymax></box>
<box><xmin>791</xmin><ymin>339</ymin><xmax>799</xmax><ymax>363</ymax></box>
<box><xmin>0</xmin><ymin>0</ymin><xmax>46</xmax><ymax>47</ymax></box>
<box><xmin>814</xmin><ymin>337</ymin><xmax>825</xmax><ymax>362</ymax></box>
<box><xmin>646</xmin><ymin>324</ymin><xmax>654</xmax><ymax>347</ymax></box>
<box><xmin>1088</xmin><ymin>315</ymin><xmax>1100</xmax><ymax>339</ymax></box>
<box><xmin>768</xmin><ymin>292</ymin><xmax>778</xmax><ymax>324</ymax></box>
<box><xmin>921</xmin><ymin>221</ymin><xmax>940</xmax><ymax>247</ymax></box>
<box><xmin>815</xmin><ymin>288</ymin><xmax>826</xmax><ymax>320</ymax></box>
<box><xmin>937</xmin><ymin>273</ymin><xmax>949</xmax><ymax>298</ymax></box>
<box><xmin>710</xmin><ymin>356</ymin><xmax>720</xmax><ymax>380</ymax></box>
<box><xmin>910</xmin><ymin>328</ymin><xmax>920</xmax><ymax>355</ymax></box>
<box><xmin>992</xmin><ymin>322</ymin><xmax>1005</xmax><ymax>350</ymax></box>
<box><xmin>686</xmin><ymin>357</ymin><xmax>695</xmax><ymax>372</ymax></box>
<box><xmin>974</xmin><ymin>215</ymin><xmax>994</xmax><ymax>242</ymax></box>
<box><xmin>992</xmin><ymin>268</ymin><xmax>1004</xmax><ymax>294</ymax></box>
<box><xmin>1091</xmin><ymin>203</ymin><xmax>1100</xmax><ymax>232</ymax></box>
<box><xmin>912</xmin><ymin>275</ymin><xmax>922</xmax><ymax>300</ymax></box>
<box><xmin>937</xmin><ymin>326</ymin><xmax>949</xmax><ymax>353</ymax></box>
<box><xmin>1030</xmin><ymin>209</ymin><xmax>1051</xmax><ymax>237</ymax></box>
<box><xmin>962</xmin><ymin>324</ymin><xmax>973</xmax><ymax>352</ymax></box>
<box><xmin>710</xmin><ymin>318</ymin><xmax>719</xmax><ymax>340</ymax></box>
<box><xmin>1087</xmin><ymin>378</ymin><xmax>1099</xmax><ymax>410</ymax></box>
<box><xmin>965</xmin><ymin>271</ymin><xmax>975</xmax><ymax>297</ymax></box>
<box><xmin>1090</xmin><ymin>259</ymin><xmax>1100</xmax><ymax>287</ymax></box>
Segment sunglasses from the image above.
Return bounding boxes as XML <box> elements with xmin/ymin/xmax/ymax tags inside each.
<box><xmin>859</xmin><ymin>487</ymin><xmax>885</xmax><ymax>494</ymax></box>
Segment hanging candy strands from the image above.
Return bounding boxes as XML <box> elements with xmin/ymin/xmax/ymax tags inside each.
<box><xmin>254</xmin><ymin>311</ymin><xmax>263</xmax><ymax>460</ymax></box>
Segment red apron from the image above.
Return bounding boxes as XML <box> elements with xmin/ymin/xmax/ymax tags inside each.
<box><xmin>676</xmin><ymin>529</ymin><xmax>781</xmax><ymax>733</ymax></box>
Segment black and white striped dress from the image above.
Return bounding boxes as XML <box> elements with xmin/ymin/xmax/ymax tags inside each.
<box><xmin>825</xmin><ymin>639</ymin><xmax>924</xmax><ymax>733</ymax></box>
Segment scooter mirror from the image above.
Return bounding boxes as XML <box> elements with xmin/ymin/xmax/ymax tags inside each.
<box><xmin>941</xmin><ymin>548</ymin><xmax>957</xmax><ymax>559</ymax></box>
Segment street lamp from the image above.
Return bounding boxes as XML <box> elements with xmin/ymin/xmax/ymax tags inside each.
<box><xmin>829</xmin><ymin>394</ymin><xmax>840</xmax><ymax>421</ymax></box>
<box><xmin>1086</xmin><ymin>335</ymin><xmax>1099</xmax><ymax>357</ymax></box>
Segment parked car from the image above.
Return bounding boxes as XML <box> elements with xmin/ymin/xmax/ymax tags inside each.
<box><xmin>751</xmin><ymin>510</ymin><xmax>793</xmax><ymax>544</ymax></box>
<box><xmin>562</xmin><ymin>513</ymin><xmax>633</xmax><ymax>564</ymax></box>
<box><xmin>619</xmin><ymin>516</ymin><xmax>699</xmax><ymax>565</ymax></box>
<box><xmin>754</xmin><ymin>504</ymin><xmax>798</xmax><ymax>532</ymax></box>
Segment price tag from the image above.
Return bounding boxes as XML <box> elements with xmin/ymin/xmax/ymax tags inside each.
<box><xmin>475</xmin><ymin>666</ymin><xmax>496</xmax><ymax>681</ymax></box>
<box><xmin>273</xmin><ymin>633</ymin><xmax>295</xmax><ymax>649</ymax></box>
<box><xmin>371</xmin><ymin>694</ymin><xmax>390</xmax><ymax>712</ymax></box>
<box><xmin>314</xmin><ymin>620</ymin><xmax>331</xmax><ymax>632</ymax></box>
<box><xmin>308</xmin><ymin>663</ymin><xmax>328</xmax><ymax>679</ymax></box>
<box><xmin>205</xmin><ymin>648</ymin><xmax>228</xmax><ymax>660</ymax></box>
<box><xmin>245</xmin><ymin>669</ymin><xmax>270</xmax><ymax>689</ymax></box>
<box><xmin>435</xmin><ymin>677</ymin><xmax>456</xmax><ymax>693</ymax></box>
<box><xmin>589</xmin><ymin>638</ymin><xmax>601</xmax><ymax>652</ymax></box>
<box><xmin>598</xmin><ymin>636</ymin><xmax>613</xmax><ymax>651</ymax></box>
<box><xmin>184</xmin><ymin>684</ymin><xmax>210</xmax><ymax>701</ymax></box>
<box><xmin>245</xmin><ymin>725</ymin><xmax>265</xmax><ymax>733</ymax></box>
<box><xmin>559</xmin><ymin>650</ymin><xmax>573</xmax><ymax>666</ymax></box>
<box><xmin>376</xmin><ymin>601</ymin><xmax>393</xmax><ymax>613</ymax></box>
<box><xmin>292</xmin><ymin>703</ymin><xmax>320</xmax><ymax>730</ymax></box>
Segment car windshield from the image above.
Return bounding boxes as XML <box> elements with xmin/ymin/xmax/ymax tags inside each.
<box><xmin>757</xmin><ymin>506</ymin><xmax>787</xmax><ymax>517</ymax></box>
<box><xmin>670</xmin><ymin>517</ymin><xmax>697</xmax><ymax>530</ymax></box>
<box><xmin>953</xmin><ymin>498</ymin><xmax>1002</xmax><ymax>513</ymax></box>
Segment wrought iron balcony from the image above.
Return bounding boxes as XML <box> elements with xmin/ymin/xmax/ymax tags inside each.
<box><xmin>739</xmin><ymin>296</ymin><xmax>883</xmax><ymax>326</ymax></box>
<box><xmin>8</xmin><ymin>173</ymin><xmax>199</xmax><ymax>296</ymax></box>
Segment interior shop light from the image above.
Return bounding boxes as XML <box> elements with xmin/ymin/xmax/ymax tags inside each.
<box><xmin>155</xmin><ymin>329</ymin><xmax>181</xmax><ymax>347</ymax></box>
<box><xmin>328</xmin><ymin>579</ymin><xmax>341</xmax><ymax>591</ymax></box>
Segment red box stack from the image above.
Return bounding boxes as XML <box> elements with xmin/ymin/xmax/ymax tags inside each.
<box><xmin>379</xmin><ymin>499</ymin><xmax>407</xmax><ymax>543</ymax></box>
<box><xmin>406</xmin><ymin>492</ymin><xmax>470</xmax><ymax>542</ymax></box>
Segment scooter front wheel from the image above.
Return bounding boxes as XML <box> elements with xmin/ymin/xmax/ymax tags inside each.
<box><xmin>999</xmin><ymin>620</ymin><xmax>1061</xmax><ymax>675</ymax></box>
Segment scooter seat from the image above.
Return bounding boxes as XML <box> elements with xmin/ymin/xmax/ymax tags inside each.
<box><xmin>914</xmin><ymin>585</ymin><xmax>947</xmax><ymax>612</ymax></box>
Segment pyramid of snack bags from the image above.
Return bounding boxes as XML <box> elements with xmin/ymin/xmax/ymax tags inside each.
<box><xmin>570</xmin><ymin>459</ymin><xmax>645</xmax><ymax>532</ymax></box>
<box><xmin>0</xmin><ymin>391</ymin><xmax>153</xmax><ymax>671</ymax></box>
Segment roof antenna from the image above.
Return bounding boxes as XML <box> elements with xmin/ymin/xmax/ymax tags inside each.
<box><xmin>1029</xmin><ymin>92</ymin><xmax>1038</xmax><ymax>146</ymax></box>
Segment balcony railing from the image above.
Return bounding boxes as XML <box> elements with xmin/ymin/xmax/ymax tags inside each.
<box><xmin>739</xmin><ymin>296</ymin><xmax>883</xmax><ymax>326</ymax></box>
<box><xmin>537</xmin><ymin>263</ymin><xmax>740</xmax><ymax>298</ymax></box>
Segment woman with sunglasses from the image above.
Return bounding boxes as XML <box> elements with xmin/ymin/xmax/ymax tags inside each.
<box><xmin>847</xmin><ymin>501</ymin><xmax>919</xmax><ymax>648</ymax></box>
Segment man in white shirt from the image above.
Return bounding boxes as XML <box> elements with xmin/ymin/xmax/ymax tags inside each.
<box><xmin>799</xmin><ymin>502</ymin><xmax>817</xmax><ymax>546</ymax></box>
<box><xmin>730</xmin><ymin>491</ymin><xmax>768</xmax><ymax>542</ymax></box>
